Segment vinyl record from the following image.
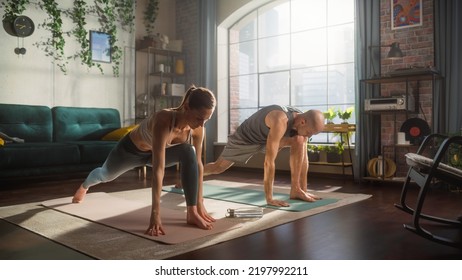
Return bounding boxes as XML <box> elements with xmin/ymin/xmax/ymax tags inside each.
<box><xmin>400</xmin><ymin>118</ymin><xmax>431</xmax><ymax>145</ymax></box>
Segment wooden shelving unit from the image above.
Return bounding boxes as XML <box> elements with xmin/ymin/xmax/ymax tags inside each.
<box><xmin>135</xmin><ymin>47</ymin><xmax>186</xmax><ymax>123</ymax></box>
<box><xmin>310</xmin><ymin>123</ymin><xmax>356</xmax><ymax>177</ymax></box>
<box><xmin>360</xmin><ymin>70</ymin><xmax>444</xmax><ymax>181</ymax></box>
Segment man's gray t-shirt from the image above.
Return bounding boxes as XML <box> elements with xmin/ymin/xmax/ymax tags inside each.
<box><xmin>220</xmin><ymin>105</ymin><xmax>302</xmax><ymax>163</ymax></box>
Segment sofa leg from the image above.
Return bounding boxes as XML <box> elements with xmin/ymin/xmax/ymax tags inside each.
<box><xmin>138</xmin><ymin>166</ymin><xmax>147</xmax><ymax>180</ymax></box>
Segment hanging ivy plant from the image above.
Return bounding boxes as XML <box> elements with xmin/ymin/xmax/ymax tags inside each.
<box><xmin>2</xmin><ymin>0</ymin><xmax>134</xmax><ymax>77</ymax></box>
<box><xmin>94</xmin><ymin>0</ymin><xmax>122</xmax><ymax>77</ymax></box>
<box><xmin>143</xmin><ymin>0</ymin><xmax>159</xmax><ymax>38</ymax></box>
<box><xmin>65</xmin><ymin>0</ymin><xmax>103</xmax><ymax>73</ymax></box>
<box><xmin>1</xmin><ymin>0</ymin><xmax>30</xmax><ymax>21</ymax></box>
<box><xmin>35</xmin><ymin>0</ymin><xmax>69</xmax><ymax>74</ymax></box>
<box><xmin>116</xmin><ymin>0</ymin><xmax>135</xmax><ymax>33</ymax></box>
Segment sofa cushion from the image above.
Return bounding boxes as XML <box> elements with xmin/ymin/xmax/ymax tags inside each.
<box><xmin>52</xmin><ymin>106</ymin><xmax>121</xmax><ymax>142</ymax></box>
<box><xmin>0</xmin><ymin>142</ymin><xmax>80</xmax><ymax>169</ymax></box>
<box><xmin>0</xmin><ymin>104</ymin><xmax>53</xmax><ymax>142</ymax></box>
<box><xmin>68</xmin><ymin>141</ymin><xmax>117</xmax><ymax>164</ymax></box>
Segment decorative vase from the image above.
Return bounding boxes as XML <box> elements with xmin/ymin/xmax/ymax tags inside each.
<box><xmin>175</xmin><ymin>59</ymin><xmax>185</xmax><ymax>75</ymax></box>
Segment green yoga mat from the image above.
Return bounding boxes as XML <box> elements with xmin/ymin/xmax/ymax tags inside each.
<box><xmin>163</xmin><ymin>183</ymin><xmax>338</xmax><ymax>212</ymax></box>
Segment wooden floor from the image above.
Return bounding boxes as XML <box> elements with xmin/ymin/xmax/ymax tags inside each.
<box><xmin>1</xmin><ymin>167</ymin><xmax>462</xmax><ymax>260</ymax></box>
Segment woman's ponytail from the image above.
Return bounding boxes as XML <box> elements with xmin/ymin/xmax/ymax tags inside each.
<box><xmin>175</xmin><ymin>85</ymin><xmax>215</xmax><ymax>111</ymax></box>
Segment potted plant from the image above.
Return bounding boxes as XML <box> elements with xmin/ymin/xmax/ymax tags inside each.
<box><xmin>323</xmin><ymin>107</ymin><xmax>336</xmax><ymax>124</ymax></box>
<box><xmin>337</xmin><ymin>106</ymin><xmax>354</xmax><ymax>124</ymax></box>
<box><xmin>325</xmin><ymin>142</ymin><xmax>345</xmax><ymax>163</ymax></box>
<box><xmin>138</xmin><ymin>0</ymin><xmax>159</xmax><ymax>49</ymax></box>
<box><xmin>448</xmin><ymin>133</ymin><xmax>462</xmax><ymax>169</ymax></box>
<box><xmin>307</xmin><ymin>144</ymin><xmax>320</xmax><ymax>162</ymax></box>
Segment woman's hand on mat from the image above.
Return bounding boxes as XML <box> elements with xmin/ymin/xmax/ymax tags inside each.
<box><xmin>267</xmin><ymin>198</ymin><xmax>290</xmax><ymax>207</ymax></box>
<box><xmin>145</xmin><ymin>213</ymin><xmax>165</xmax><ymax>236</ymax></box>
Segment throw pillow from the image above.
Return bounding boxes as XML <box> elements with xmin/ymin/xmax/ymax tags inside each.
<box><xmin>101</xmin><ymin>125</ymin><xmax>138</xmax><ymax>141</ymax></box>
<box><xmin>0</xmin><ymin>131</ymin><xmax>24</xmax><ymax>143</ymax></box>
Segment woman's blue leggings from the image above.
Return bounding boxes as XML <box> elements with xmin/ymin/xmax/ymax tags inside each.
<box><xmin>82</xmin><ymin>135</ymin><xmax>198</xmax><ymax>206</ymax></box>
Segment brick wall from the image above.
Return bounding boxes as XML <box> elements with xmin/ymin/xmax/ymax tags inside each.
<box><xmin>379</xmin><ymin>0</ymin><xmax>434</xmax><ymax>176</ymax></box>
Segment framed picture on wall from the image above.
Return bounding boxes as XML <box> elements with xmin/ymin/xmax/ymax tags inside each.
<box><xmin>90</xmin><ymin>31</ymin><xmax>111</xmax><ymax>63</ymax></box>
<box><xmin>391</xmin><ymin>0</ymin><xmax>423</xmax><ymax>30</ymax></box>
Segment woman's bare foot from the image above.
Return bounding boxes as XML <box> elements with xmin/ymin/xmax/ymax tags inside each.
<box><xmin>186</xmin><ymin>206</ymin><xmax>213</xmax><ymax>230</ymax></box>
<box><xmin>290</xmin><ymin>188</ymin><xmax>321</xmax><ymax>202</ymax></box>
<box><xmin>174</xmin><ymin>180</ymin><xmax>182</xmax><ymax>189</ymax></box>
<box><xmin>72</xmin><ymin>185</ymin><xmax>88</xmax><ymax>203</ymax></box>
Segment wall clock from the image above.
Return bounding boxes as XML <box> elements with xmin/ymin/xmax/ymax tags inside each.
<box><xmin>13</xmin><ymin>15</ymin><xmax>35</xmax><ymax>37</ymax></box>
<box><xmin>2</xmin><ymin>18</ymin><xmax>16</xmax><ymax>36</ymax></box>
<box><xmin>2</xmin><ymin>15</ymin><xmax>35</xmax><ymax>55</ymax></box>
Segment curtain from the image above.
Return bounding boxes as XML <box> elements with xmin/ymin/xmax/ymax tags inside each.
<box><xmin>354</xmin><ymin>0</ymin><xmax>381</xmax><ymax>181</ymax></box>
<box><xmin>434</xmin><ymin>0</ymin><xmax>462</xmax><ymax>134</ymax></box>
<box><xmin>199</xmin><ymin>0</ymin><xmax>218</xmax><ymax>162</ymax></box>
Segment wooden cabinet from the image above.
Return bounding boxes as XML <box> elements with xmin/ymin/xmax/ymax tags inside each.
<box><xmin>135</xmin><ymin>47</ymin><xmax>186</xmax><ymax>123</ymax></box>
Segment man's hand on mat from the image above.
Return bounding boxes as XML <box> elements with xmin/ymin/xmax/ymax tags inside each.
<box><xmin>187</xmin><ymin>206</ymin><xmax>213</xmax><ymax>230</ymax></box>
<box><xmin>145</xmin><ymin>214</ymin><xmax>165</xmax><ymax>236</ymax></box>
<box><xmin>290</xmin><ymin>188</ymin><xmax>321</xmax><ymax>202</ymax></box>
<box><xmin>267</xmin><ymin>198</ymin><xmax>290</xmax><ymax>207</ymax></box>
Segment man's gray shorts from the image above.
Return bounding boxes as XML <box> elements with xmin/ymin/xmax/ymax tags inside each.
<box><xmin>220</xmin><ymin>133</ymin><xmax>266</xmax><ymax>164</ymax></box>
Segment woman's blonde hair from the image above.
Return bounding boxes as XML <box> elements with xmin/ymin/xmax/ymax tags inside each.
<box><xmin>176</xmin><ymin>85</ymin><xmax>216</xmax><ymax>110</ymax></box>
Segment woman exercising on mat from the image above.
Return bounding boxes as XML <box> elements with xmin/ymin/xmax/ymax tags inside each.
<box><xmin>72</xmin><ymin>85</ymin><xmax>216</xmax><ymax>236</ymax></box>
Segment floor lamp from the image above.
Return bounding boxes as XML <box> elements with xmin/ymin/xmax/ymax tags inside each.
<box><xmin>368</xmin><ymin>42</ymin><xmax>404</xmax><ymax>78</ymax></box>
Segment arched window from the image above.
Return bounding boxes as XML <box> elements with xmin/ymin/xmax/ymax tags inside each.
<box><xmin>221</xmin><ymin>0</ymin><xmax>355</xmax><ymax>143</ymax></box>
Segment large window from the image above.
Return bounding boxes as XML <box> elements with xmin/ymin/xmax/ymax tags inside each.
<box><xmin>228</xmin><ymin>0</ymin><xmax>355</xmax><ymax>143</ymax></box>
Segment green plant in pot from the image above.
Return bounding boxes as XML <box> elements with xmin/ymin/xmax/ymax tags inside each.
<box><xmin>325</xmin><ymin>141</ymin><xmax>344</xmax><ymax>163</ymax></box>
<box><xmin>307</xmin><ymin>144</ymin><xmax>320</xmax><ymax>162</ymax></box>
<box><xmin>448</xmin><ymin>134</ymin><xmax>462</xmax><ymax>169</ymax></box>
<box><xmin>143</xmin><ymin>0</ymin><xmax>159</xmax><ymax>39</ymax></box>
<box><xmin>323</xmin><ymin>107</ymin><xmax>336</xmax><ymax>124</ymax></box>
<box><xmin>337</xmin><ymin>106</ymin><xmax>354</xmax><ymax>124</ymax></box>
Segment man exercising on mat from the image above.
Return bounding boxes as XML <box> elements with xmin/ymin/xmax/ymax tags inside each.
<box><xmin>204</xmin><ymin>105</ymin><xmax>325</xmax><ymax>207</ymax></box>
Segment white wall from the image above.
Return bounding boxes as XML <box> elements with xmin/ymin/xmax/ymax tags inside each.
<box><xmin>0</xmin><ymin>0</ymin><xmax>176</xmax><ymax>126</ymax></box>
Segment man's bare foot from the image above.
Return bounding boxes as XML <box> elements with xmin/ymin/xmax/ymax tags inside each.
<box><xmin>186</xmin><ymin>206</ymin><xmax>213</xmax><ymax>230</ymax></box>
<box><xmin>72</xmin><ymin>186</ymin><xmax>88</xmax><ymax>203</ymax></box>
<box><xmin>290</xmin><ymin>189</ymin><xmax>321</xmax><ymax>202</ymax></box>
<box><xmin>267</xmin><ymin>198</ymin><xmax>290</xmax><ymax>207</ymax></box>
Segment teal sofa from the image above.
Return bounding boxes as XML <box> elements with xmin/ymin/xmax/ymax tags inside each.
<box><xmin>0</xmin><ymin>103</ymin><xmax>121</xmax><ymax>180</ymax></box>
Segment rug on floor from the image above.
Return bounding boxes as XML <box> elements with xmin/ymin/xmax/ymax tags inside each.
<box><xmin>0</xmin><ymin>180</ymin><xmax>372</xmax><ymax>259</ymax></box>
<box><xmin>41</xmin><ymin>192</ymin><xmax>242</xmax><ymax>245</ymax></box>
